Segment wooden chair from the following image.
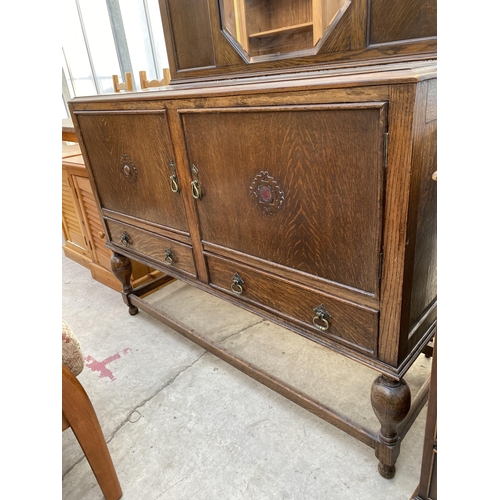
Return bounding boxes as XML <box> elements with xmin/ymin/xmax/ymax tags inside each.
<box><xmin>139</xmin><ymin>68</ymin><xmax>171</xmax><ymax>89</ymax></box>
<box><xmin>62</xmin><ymin>320</ymin><xmax>122</xmax><ymax>500</ymax></box>
<box><xmin>112</xmin><ymin>72</ymin><xmax>133</xmax><ymax>93</ymax></box>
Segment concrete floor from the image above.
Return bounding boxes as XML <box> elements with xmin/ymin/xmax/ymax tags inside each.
<box><xmin>62</xmin><ymin>252</ymin><xmax>431</xmax><ymax>500</ymax></box>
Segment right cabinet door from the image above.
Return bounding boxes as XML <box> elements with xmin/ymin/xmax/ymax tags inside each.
<box><xmin>181</xmin><ymin>103</ymin><xmax>387</xmax><ymax>297</ymax></box>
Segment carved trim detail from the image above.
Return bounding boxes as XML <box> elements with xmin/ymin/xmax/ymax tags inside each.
<box><xmin>119</xmin><ymin>154</ymin><xmax>138</xmax><ymax>185</ymax></box>
<box><xmin>249</xmin><ymin>171</ymin><xmax>285</xmax><ymax>215</ymax></box>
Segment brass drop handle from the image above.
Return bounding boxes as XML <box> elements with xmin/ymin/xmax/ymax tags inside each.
<box><xmin>169</xmin><ymin>160</ymin><xmax>180</xmax><ymax>194</ymax></box>
<box><xmin>313</xmin><ymin>305</ymin><xmax>331</xmax><ymax>331</ymax></box>
<box><xmin>191</xmin><ymin>164</ymin><xmax>202</xmax><ymax>200</ymax></box>
<box><xmin>231</xmin><ymin>272</ymin><xmax>244</xmax><ymax>295</ymax></box>
<box><xmin>165</xmin><ymin>248</ymin><xmax>174</xmax><ymax>265</ymax></box>
<box><xmin>120</xmin><ymin>231</ymin><xmax>132</xmax><ymax>247</ymax></box>
<box><xmin>170</xmin><ymin>176</ymin><xmax>180</xmax><ymax>193</ymax></box>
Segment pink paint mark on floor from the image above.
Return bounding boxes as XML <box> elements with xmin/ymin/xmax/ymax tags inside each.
<box><xmin>84</xmin><ymin>348</ymin><xmax>132</xmax><ymax>381</ymax></box>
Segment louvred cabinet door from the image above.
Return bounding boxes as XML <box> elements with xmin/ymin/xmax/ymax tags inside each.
<box><xmin>181</xmin><ymin>103</ymin><xmax>387</xmax><ymax>297</ymax></box>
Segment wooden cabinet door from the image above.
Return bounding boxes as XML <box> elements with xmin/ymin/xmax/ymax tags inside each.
<box><xmin>75</xmin><ymin>110</ymin><xmax>189</xmax><ymax>233</ymax></box>
<box><xmin>73</xmin><ymin>175</ymin><xmax>111</xmax><ymax>271</ymax></box>
<box><xmin>62</xmin><ymin>167</ymin><xmax>88</xmax><ymax>253</ymax></box>
<box><xmin>181</xmin><ymin>103</ymin><xmax>387</xmax><ymax>296</ymax></box>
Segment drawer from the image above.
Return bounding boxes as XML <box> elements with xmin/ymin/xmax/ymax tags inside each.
<box><xmin>106</xmin><ymin>219</ymin><xmax>196</xmax><ymax>277</ymax></box>
<box><xmin>206</xmin><ymin>253</ymin><xmax>378</xmax><ymax>356</ymax></box>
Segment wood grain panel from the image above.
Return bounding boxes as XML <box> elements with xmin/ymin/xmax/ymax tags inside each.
<box><xmin>377</xmin><ymin>84</ymin><xmax>417</xmax><ymax>366</ymax></box>
<box><xmin>164</xmin><ymin>0</ymin><xmax>215</xmax><ymax>70</ymax></box>
<box><xmin>349</xmin><ymin>0</ymin><xmax>367</xmax><ymax>50</ymax></box>
<box><xmin>407</xmin><ymin>81</ymin><xmax>437</xmax><ymax>337</ymax></box>
<box><xmin>75</xmin><ymin>110</ymin><xmax>189</xmax><ymax>233</ymax></box>
<box><xmin>369</xmin><ymin>0</ymin><xmax>436</xmax><ymax>45</ymax></box>
<box><xmin>106</xmin><ymin>219</ymin><xmax>196</xmax><ymax>277</ymax></box>
<box><xmin>390</xmin><ymin>79</ymin><xmax>437</xmax><ymax>363</ymax></box>
<box><xmin>182</xmin><ymin>104</ymin><xmax>386</xmax><ymax>295</ymax></box>
<box><xmin>206</xmin><ymin>252</ymin><xmax>378</xmax><ymax>355</ymax></box>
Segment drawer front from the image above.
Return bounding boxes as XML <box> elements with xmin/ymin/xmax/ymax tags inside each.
<box><xmin>181</xmin><ymin>103</ymin><xmax>386</xmax><ymax>296</ymax></box>
<box><xmin>107</xmin><ymin>220</ymin><xmax>196</xmax><ymax>277</ymax></box>
<box><xmin>206</xmin><ymin>253</ymin><xmax>378</xmax><ymax>356</ymax></box>
<box><xmin>75</xmin><ymin>110</ymin><xmax>189</xmax><ymax>233</ymax></box>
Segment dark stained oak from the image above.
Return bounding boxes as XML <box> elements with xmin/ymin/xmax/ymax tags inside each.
<box><xmin>70</xmin><ymin>56</ymin><xmax>436</xmax><ymax>479</ymax></box>
<box><xmin>159</xmin><ymin>0</ymin><xmax>436</xmax><ymax>83</ymax></box>
<box><xmin>407</xmin><ymin>82</ymin><xmax>437</xmax><ymax>334</ymax></box>
<box><xmin>74</xmin><ymin>110</ymin><xmax>189</xmax><ymax>233</ymax></box>
<box><xmin>377</xmin><ymin>83</ymin><xmax>419</xmax><ymax>368</ymax></box>
<box><xmin>206</xmin><ymin>252</ymin><xmax>379</xmax><ymax>356</ymax></box>
<box><xmin>369</xmin><ymin>0</ymin><xmax>437</xmax><ymax>45</ymax></box>
<box><xmin>106</xmin><ymin>219</ymin><xmax>197</xmax><ymax>278</ymax></box>
<box><xmin>371</xmin><ymin>375</ymin><xmax>411</xmax><ymax>478</ymax></box>
<box><xmin>162</xmin><ymin>0</ymin><xmax>215</xmax><ymax>70</ymax></box>
<box><xmin>62</xmin><ymin>147</ymin><xmax>159</xmax><ymax>292</ymax></box>
<box><xmin>182</xmin><ymin>103</ymin><xmax>386</xmax><ymax>295</ymax></box>
<box><xmin>110</xmin><ymin>252</ymin><xmax>138</xmax><ymax>315</ymax></box>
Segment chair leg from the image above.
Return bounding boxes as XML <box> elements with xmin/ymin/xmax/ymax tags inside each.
<box><xmin>62</xmin><ymin>364</ymin><xmax>122</xmax><ymax>500</ymax></box>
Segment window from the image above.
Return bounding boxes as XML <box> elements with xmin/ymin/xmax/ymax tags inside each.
<box><xmin>62</xmin><ymin>0</ymin><xmax>169</xmax><ymax>118</ymax></box>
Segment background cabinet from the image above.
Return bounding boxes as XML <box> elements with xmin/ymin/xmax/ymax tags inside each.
<box><xmin>62</xmin><ymin>144</ymin><xmax>159</xmax><ymax>292</ymax></box>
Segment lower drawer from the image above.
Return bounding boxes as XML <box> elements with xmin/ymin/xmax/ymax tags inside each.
<box><xmin>106</xmin><ymin>219</ymin><xmax>196</xmax><ymax>277</ymax></box>
<box><xmin>206</xmin><ymin>253</ymin><xmax>378</xmax><ymax>356</ymax></box>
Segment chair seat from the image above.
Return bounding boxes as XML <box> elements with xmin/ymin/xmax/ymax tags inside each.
<box><xmin>62</xmin><ymin>319</ymin><xmax>84</xmax><ymax>377</ymax></box>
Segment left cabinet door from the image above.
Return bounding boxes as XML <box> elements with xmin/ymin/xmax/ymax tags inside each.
<box><xmin>74</xmin><ymin>110</ymin><xmax>189</xmax><ymax>233</ymax></box>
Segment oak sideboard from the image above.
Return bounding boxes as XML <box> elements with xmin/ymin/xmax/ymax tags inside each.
<box><xmin>69</xmin><ymin>0</ymin><xmax>436</xmax><ymax>479</ymax></box>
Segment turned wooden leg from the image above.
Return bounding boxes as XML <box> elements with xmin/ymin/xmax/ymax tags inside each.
<box><xmin>371</xmin><ymin>375</ymin><xmax>411</xmax><ymax>479</ymax></box>
<box><xmin>110</xmin><ymin>252</ymin><xmax>138</xmax><ymax>315</ymax></box>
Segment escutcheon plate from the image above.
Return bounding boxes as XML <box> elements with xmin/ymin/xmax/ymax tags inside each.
<box><xmin>249</xmin><ymin>171</ymin><xmax>285</xmax><ymax>215</ymax></box>
<box><xmin>119</xmin><ymin>154</ymin><xmax>138</xmax><ymax>185</ymax></box>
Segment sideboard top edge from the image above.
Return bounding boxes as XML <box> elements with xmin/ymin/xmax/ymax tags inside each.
<box><xmin>69</xmin><ymin>62</ymin><xmax>436</xmax><ymax>107</ymax></box>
